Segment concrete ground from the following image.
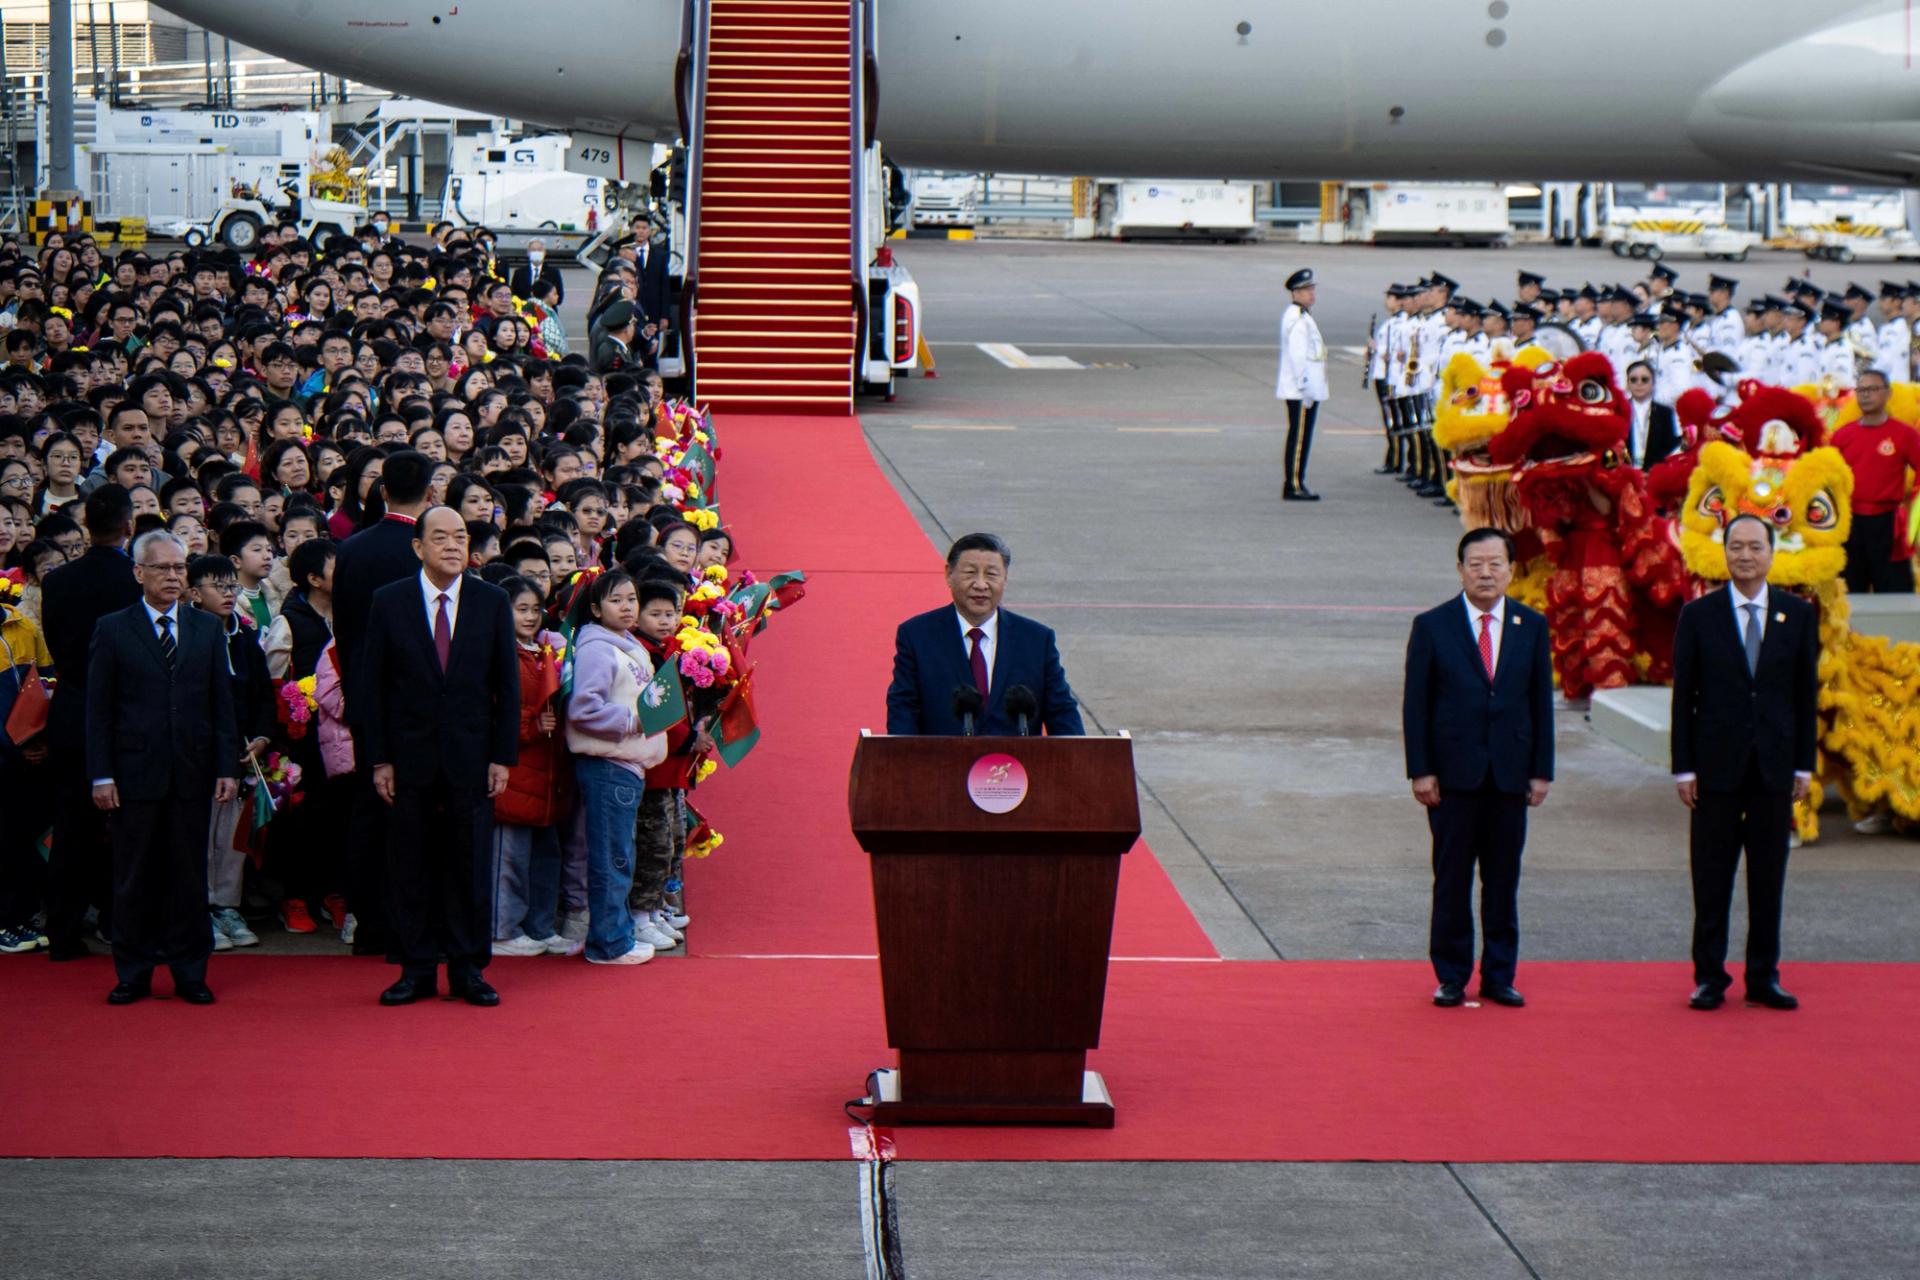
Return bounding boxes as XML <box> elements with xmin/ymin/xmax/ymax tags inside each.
<box><xmin>8</xmin><ymin>242</ymin><xmax>1916</xmax><ymax>1279</ymax></box>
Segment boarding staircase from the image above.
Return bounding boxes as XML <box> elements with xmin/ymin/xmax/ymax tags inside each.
<box><xmin>683</xmin><ymin>0</ymin><xmax>868</xmax><ymax>413</ymax></box>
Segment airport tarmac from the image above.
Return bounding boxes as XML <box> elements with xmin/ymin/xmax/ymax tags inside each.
<box><xmin>7</xmin><ymin>242</ymin><xmax>1917</xmax><ymax>1279</ymax></box>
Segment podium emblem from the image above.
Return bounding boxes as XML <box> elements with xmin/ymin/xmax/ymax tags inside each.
<box><xmin>967</xmin><ymin>753</ymin><xmax>1030</xmax><ymax>814</ymax></box>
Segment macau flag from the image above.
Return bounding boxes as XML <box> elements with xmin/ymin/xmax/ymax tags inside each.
<box><xmin>637</xmin><ymin>658</ymin><xmax>688</xmax><ymax>734</ymax></box>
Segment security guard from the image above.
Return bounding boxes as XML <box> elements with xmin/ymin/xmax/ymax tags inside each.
<box><xmin>1276</xmin><ymin>267</ymin><xmax>1328</xmax><ymax>501</ymax></box>
<box><xmin>1875</xmin><ymin>282</ymin><xmax>1911</xmax><ymax>385</ymax></box>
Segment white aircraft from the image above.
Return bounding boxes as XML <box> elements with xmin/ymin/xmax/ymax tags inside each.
<box><xmin>161</xmin><ymin>0</ymin><xmax>1920</xmax><ymax>185</ymax></box>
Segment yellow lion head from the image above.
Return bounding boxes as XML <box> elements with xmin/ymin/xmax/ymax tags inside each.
<box><xmin>1680</xmin><ymin>440</ymin><xmax>1853</xmax><ymax>587</ymax></box>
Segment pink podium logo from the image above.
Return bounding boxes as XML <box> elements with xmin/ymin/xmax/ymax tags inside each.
<box><xmin>966</xmin><ymin>753</ymin><xmax>1030</xmax><ymax>814</ymax></box>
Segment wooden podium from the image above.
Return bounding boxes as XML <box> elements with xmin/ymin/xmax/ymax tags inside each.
<box><xmin>848</xmin><ymin>732</ymin><xmax>1140</xmax><ymax>1126</ymax></box>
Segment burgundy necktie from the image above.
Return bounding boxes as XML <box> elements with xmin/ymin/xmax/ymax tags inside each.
<box><xmin>967</xmin><ymin>627</ymin><xmax>989</xmax><ymax>695</ymax></box>
<box><xmin>434</xmin><ymin>593</ymin><xmax>452</xmax><ymax>671</ymax></box>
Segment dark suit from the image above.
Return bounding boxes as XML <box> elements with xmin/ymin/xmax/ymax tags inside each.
<box><xmin>1670</xmin><ymin>586</ymin><xmax>1819</xmax><ymax>991</ymax></box>
<box><xmin>885</xmin><ymin>607</ymin><xmax>1084</xmax><ymax>737</ymax></box>
<box><xmin>1643</xmin><ymin>401</ymin><xmax>1681</xmax><ymax>468</ymax></box>
<box><xmin>329</xmin><ymin>514</ymin><xmax>425</xmax><ymax>952</ymax></box>
<box><xmin>40</xmin><ymin>544</ymin><xmax>140</xmax><ymax>952</ymax></box>
<box><xmin>1402</xmin><ymin>594</ymin><xmax>1555</xmax><ymax>988</ymax></box>
<box><xmin>360</xmin><ymin>573</ymin><xmax>519</xmax><ymax>984</ymax></box>
<box><xmin>508</xmin><ymin>263</ymin><xmax>565</xmax><ymax>307</ymax></box>
<box><xmin>85</xmin><ymin>602</ymin><xmax>237</xmax><ymax>985</ymax></box>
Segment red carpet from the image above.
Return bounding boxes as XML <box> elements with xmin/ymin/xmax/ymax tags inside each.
<box><xmin>6</xmin><ymin>957</ymin><xmax>1917</xmax><ymax>1162</ymax></box>
<box><xmin>687</xmin><ymin>415</ymin><xmax>1216</xmax><ymax>961</ymax></box>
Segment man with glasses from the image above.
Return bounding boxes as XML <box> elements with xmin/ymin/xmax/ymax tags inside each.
<box><xmin>85</xmin><ymin>531</ymin><xmax>239</xmax><ymax>1005</ymax></box>
<box><xmin>1622</xmin><ymin>360</ymin><xmax>1680</xmax><ymax>470</ymax></box>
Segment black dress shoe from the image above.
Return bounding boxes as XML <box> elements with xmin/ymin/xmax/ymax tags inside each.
<box><xmin>1373</xmin><ymin>464</ymin><xmax>1400</xmax><ymax>475</ymax></box>
<box><xmin>450</xmin><ymin>978</ymin><xmax>500</xmax><ymax>1007</ymax></box>
<box><xmin>1480</xmin><ymin>983</ymin><xmax>1526</xmax><ymax>1007</ymax></box>
<box><xmin>1294</xmin><ymin>487</ymin><xmax>1321</xmax><ymax>501</ymax></box>
<box><xmin>1689</xmin><ymin>983</ymin><xmax>1726</xmax><ymax>1010</ymax></box>
<box><xmin>380</xmin><ymin>976</ymin><xmax>434</xmax><ymax>1006</ymax></box>
<box><xmin>1282</xmin><ymin>487</ymin><xmax>1305</xmax><ymax>501</ymax></box>
<box><xmin>1415</xmin><ymin>483</ymin><xmax>1446</xmax><ymax>499</ymax></box>
<box><xmin>1433</xmin><ymin>982</ymin><xmax>1466</xmax><ymax>1007</ymax></box>
<box><xmin>1745</xmin><ymin>981</ymin><xmax>1799</xmax><ymax>1010</ymax></box>
<box><xmin>176</xmin><ymin>981</ymin><xmax>215</xmax><ymax>1005</ymax></box>
<box><xmin>107</xmin><ymin>981</ymin><xmax>150</xmax><ymax>1005</ymax></box>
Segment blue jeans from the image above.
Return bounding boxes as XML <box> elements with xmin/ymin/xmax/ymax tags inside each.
<box><xmin>574</xmin><ymin>757</ymin><xmax>644</xmax><ymax>961</ymax></box>
<box><xmin>491</xmin><ymin>822</ymin><xmax>561</xmax><ymax>941</ymax></box>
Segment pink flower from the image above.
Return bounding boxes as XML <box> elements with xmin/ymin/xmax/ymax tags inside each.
<box><xmin>687</xmin><ymin>664</ymin><xmax>716</xmax><ymax>689</ymax></box>
<box><xmin>709</xmin><ymin>649</ymin><xmax>731</xmax><ymax>677</ymax></box>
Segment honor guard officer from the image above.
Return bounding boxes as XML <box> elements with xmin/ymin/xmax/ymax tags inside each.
<box><xmin>1409</xmin><ymin>275</ymin><xmax>1454</xmax><ymax>501</ymax></box>
<box><xmin>1369</xmin><ymin>285</ymin><xmax>1404</xmax><ymax>476</ymax></box>
<box><xmin>1516</xmin><ymin>271</ymin><xmax>1547</xmax><ymax>306</ymax></box>
<box><xmin>1655</xmin><ymin>307</ymin><xmax>1698</xmax><ymax>406</ymax></box>
<box><xmin>1815</xmin><ymin>301</ymin><xmax>1858</xmax><ymax>396</ymax></box>
<box><xmin>1276</xmin><ymin>267</ymin><xmax>1329</xmax><ymax>502</ymax></box>
<box><xmin>1571</xmin><ymin>284</ymin><xmax>1604</xmax><ymax>348</ymax></box>
<box><xmin>1482</xmin><ymin>300</ymin><xmax>1514</xmax><ymax>363</ymax></box>
<box><xmin>1874</xmin><ymin>282</ymin><xmax>1911</xmax><ymax>385</ymax></box>
<box><xmin>1440</xmin><ymin>297</ymin><xmax>1474</xmax><ymax>363</ymax></box>
<box><xmin>1681</xmin><ymin>293</ymin><xmax>1713</xmax><ymax>354</ymax></box>
<box><xmin>1553</xmin><ymin>289</ymin><xmax>1578</xmax><ymax>326</ymax></box>
<box><xmin>1387</xmin><ymin>283</ymin><xmax>1422</xmax><ymax>483</ymax></box>
<box><xmin>1788</xmin><ymin>278</ymin><xmax>1826</xmax><ymax>330</ymax></box>
<box><xmin>1705</xmin><ymin>275</ymin><xmax>1744</xmax><ymax>360</ymax></box>
<box><xmin>1627</xmin><ymin>310</ymin><xmax>1662</xmax><ymax>376</ymax></box>
<box><xmin>1462</xmin><ymin>300</ymin><xmax>1491</xmax><ymax>360</ymax></box>
<box><xmin>1509</xmin><ymin>303</ymin><xmax>1546</xmax><ymax>360</ymax></box>
<box><xmin>1737</xmin><ymin>297</ymin><xmax>1777</xmax><ymax>383</ymax></box>
<box><xmin>1844</xmin><ymin>283</ymin><xmax>1881</xmax><ymax>367</ymax></box>
<box><xmin>1597</xmin><ymin>288</ymin><xmax>1637</xmax><ymax>369</ymax></box>
<box><xmin>1648</xmin><ymin>263</ymin><xmax>1680</xmax><ymax>303</ymax></box>
<box><xmin>1777</xmin><ymin>301</ymin><xmax>1821</xmax><ymax>386</ymax></box>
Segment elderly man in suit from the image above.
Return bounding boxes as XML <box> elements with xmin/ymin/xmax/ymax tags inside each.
<box><xmin>330</xmin><ymin>449</ymin><xmax>435</xmax><ymax>954</ymax></box>
<box><xmin>360</xmin><ymin>506</ymin><xmax>519</xmax><ymax>1007</ymax></box>
<box><xmin>41</xmin><ymin>484</ymin><xmax>142</xmax><ymax>960</ymax></box>
<box><xmin>886</xmin><ymin>533</ymin><xmax>1083</xmax><ymax>737</ymax></box>
<box><xmin>1671</xmin><ymin>514</ymin><xmax>1818</xmax><ymax>1011</ymax></box>
<box><xmin>86</xmin><ymin>530</ymin><xmax>238</xmax><ymax>1004</ymax></box>
<box><xmin>1403</xmin><ymin>527</ymin><xmax>1555</xmax><ymax>1008</ymax></box>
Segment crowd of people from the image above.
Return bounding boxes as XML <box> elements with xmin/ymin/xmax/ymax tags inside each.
<box><xmin>0</xmin><ymin>217</ymin><xmax>781</xmax><ymax>1002</ymax></box>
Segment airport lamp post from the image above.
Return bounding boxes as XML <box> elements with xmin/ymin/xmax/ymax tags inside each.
<box><xmin>47</xmin><ymin>0</ymin><xmax>77</xmax><ymax>194</ymax></box>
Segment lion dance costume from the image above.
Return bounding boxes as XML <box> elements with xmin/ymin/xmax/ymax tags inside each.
<box><xmin>1483</xmin><ymin>353</ymin><xmax>1689</xmax><ymax>701</ymax></box>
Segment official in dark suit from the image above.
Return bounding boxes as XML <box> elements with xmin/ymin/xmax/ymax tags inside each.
<box><xmin>1670</xmin><ymin>514</ymin><xmax>1818</xmax><ymax>1011</ymax></box>
<box><xmin>885</xmin><ymin>533</ymin><xmax>1084</xmax><ymax>737</ymax></box>
<box><xmin>507</xmin><ymin>240</ymin><xmax>565</xmax><ymax>307</ymax></box>
<box><xmin>1403</xmin><ymin>527</ymin><xmax>1555</xmax><ymax>1008</ymax></box>
<box><xmin>40</xmin><ymin>485</ymin><xmax>142</xmax><ymax>959</ymax></box>
<box><xmin>86</xmin><ymin>531</ymin><xmax>238</xmax><ymax>1004</ymax></box>
<box><xmin>1624</xmin><ymin>363</ymin><xmax>1681</xmax><ymax>468</ymax></box>
<box><xmin>360</xmin><ymin>507</ymin><xmax>520</xmax><ymax>1007</ymax></box>
<box><xmin>330</xmin><ymin>450</ymin><xmax>436</xmax><ymax>955</ymax></box>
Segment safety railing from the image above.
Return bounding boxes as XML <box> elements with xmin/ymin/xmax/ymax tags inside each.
<box><xmin>849</xmin><ymin>0</ymin><xmax>870</xmax><ymax>385</ymax></box>
<box><xmin>679</xmin><ymin>0</ymin><xmax>709</xmax><ymax>328</ymax></box>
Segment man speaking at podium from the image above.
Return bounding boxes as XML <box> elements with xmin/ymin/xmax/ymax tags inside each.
<box><xmin>886</xmin><ymin>533</ymin><xmax>1085</xmax><ymax>736</ymax></box>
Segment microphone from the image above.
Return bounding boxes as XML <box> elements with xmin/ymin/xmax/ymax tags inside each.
<box><xmin>951</xmin><ymin>685</ymin><xmax>983</xmax><ymax>737</ymax></box>
<box><xmin>1005</xmin><ymin>685</ymin><xmax>1038</xmax><ymax>737</ymax></box>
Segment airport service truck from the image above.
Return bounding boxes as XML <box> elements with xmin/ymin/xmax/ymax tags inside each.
<box><xmin>1601</xmin><ymin>182</ymin><xmax>1757</xmax><ymax>261</ymax></box>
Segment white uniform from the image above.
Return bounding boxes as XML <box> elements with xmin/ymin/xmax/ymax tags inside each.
<box><xmin>1464</xmin><ymin>331</ymin><xmax>1491</xmax><ymax>361</ymax></box>
<box><xmin>1816</xmin><ymin>339</ymin><xmax>1856</xmax><ymax>395</ymax></box>
<box><xmin>1572</xmin><ymin>315</ymin><xmax>1603</xmax><ymax>348</ymax></box>
<box><xmin>1415</xmin><ymin>310</ymin><xmax>1447</xmax><ymax>395</ymax></box>
<box><xmin>1875</xmin><ymin>316</ymin><xmax>1911</xmax><ymax>384</ymax></box>
<box><xmin>1276</xmin><ymin>303</ymin><xmax>1328</xmax><ymax>403</ymax></box>
<box><xmin>1846</xmin><ymin>316</ymin><xmax>1879</xmax><ymax>373</ymax></box>
<box><xmin>1439</xmin><ymin>327</ymin><xmax>1470</xmax><ymax>364</ymax></box>
<box><xmin>1736</xmin><ymin>330</ymin><xmax>1776</xmax><ymax>383</ymax></box>
<box><xmin>1368</xmin><ymin>313</ymin><xmax>1393</xmax><ymax>386</ymax></box>
<box><xmin>1654</xmin><ymin>340</ymin><xmax>1697</xmax><ymax>407</ymax></box>
<box><xmin>1776</xmin><ymin>334</ymin><xmax>1820</xmax><ymax>386</ymax></box>
<box><xmin>1598</xmin><ymin>323</ymin><xmax>1639</xmax><ymax>374</ymax></box>
<box><xmin>1705</xmin><ymin>308</ymin><xmax>1744</xmax><ymax>359</ymax></box>
<box><xmin>1386</xmin><ymin>312</ymin><xmax>1415</xmax><ymax>397</ymax></box>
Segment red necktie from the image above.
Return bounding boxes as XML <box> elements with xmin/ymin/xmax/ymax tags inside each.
<box><xmin>1478</xmin><ymin>612</ymin><xmax>1496</xmax><ymax>680</ymax></box>
<box><xmin>434</xmin><ymin>593</ymin><xmax>452</xmax><ymax>671</ymax></box>
<box><xmin>967</xmin><ymin>627</ymin><xmax>989</xmax><ymax>695</ymax></box>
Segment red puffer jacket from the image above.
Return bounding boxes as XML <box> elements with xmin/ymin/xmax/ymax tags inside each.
<box><xmin>495</xmin><ymin>632</ymin><xmax>572</xmax><ymax>827</ymax></box>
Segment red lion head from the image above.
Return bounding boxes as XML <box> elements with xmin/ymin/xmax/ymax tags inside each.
<box><xmin>1485</xmin><ymin>352</ymin><xmax>1631</xmax><ymax>478</ymax></box>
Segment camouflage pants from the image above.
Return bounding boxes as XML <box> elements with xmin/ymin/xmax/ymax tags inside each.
<box><xmin>628</xmin><ymin>787</ymin><xmax>685</xmax><ymax>912</ymax></box>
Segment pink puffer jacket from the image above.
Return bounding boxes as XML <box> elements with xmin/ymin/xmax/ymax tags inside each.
<box><xmin>311</xmin><ymin>638</ymin><xmax>357</xmax><ymax>777</ymax></box>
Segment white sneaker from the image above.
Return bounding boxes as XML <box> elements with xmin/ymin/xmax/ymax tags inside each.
<box><xmin>1854</xmin><ymin>811</ymin><xmax>1894</xmax><ymax>836</ymax></box>
<box><xmin>663</xmin><ymin>909</ymin><xmax>691</xmax><ymax>930</ymax></box>
<box><xmin>537</xmin><ymin>933</ymin><xmax>579</xmax><ymax>956</ymax></box>
<box><xmin>560</xmin><ymin>909</ymin><xmax>589</xmax><ymax>941</ymax></box>
<box><xmin>491</xmin><ymin>934</ymin><xmax>548</xmax><ymax>957</ymax></box>
<box><xmin>211</xmin><ymin>921</ymin><xmax>233</xmax><ymax>952</ymax></box>
<box><xmin>339</xmin><ymin>913</ymin><xmax>357</xmax><ymax>946</ymax></box>
<box><xmin>586</xmin><ymin>942</ymin><xmax>655</xmax><ymax>965</ymax></box>
<box><xmin>650</xmin><ymin>910</ymin><xmax>685</xmax><ymax>941</ymax></box>
<box><xmin>212</xmin><ymin>906</ymin><xmax>259</xmax><ymax>948</ymax></box>
<box><xmin>634</xmin><ymin>919</ymin><xmax>679</xmax><ymax>949</ymax></box>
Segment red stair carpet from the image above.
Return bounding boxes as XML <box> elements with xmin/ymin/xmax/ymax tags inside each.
<box><xmin>6</xmin><ymin>414</ymin><xmax>1919</xmax><ymax>1164</ymax></box>
<box><xmin>691</xmin><ymin>0</ymin><xmax>859</xmax><ymax>413</ymax></box>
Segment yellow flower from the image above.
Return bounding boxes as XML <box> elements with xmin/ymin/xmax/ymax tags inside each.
<box><xmin>703</xmin><ymin>565</ymin><xmax>728</xmax><ymax>583</ymax></box>
<box><xmin>694</xmin><ymin>759</ymin><xmax>718</xmax><ymax>783</ymax></box>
